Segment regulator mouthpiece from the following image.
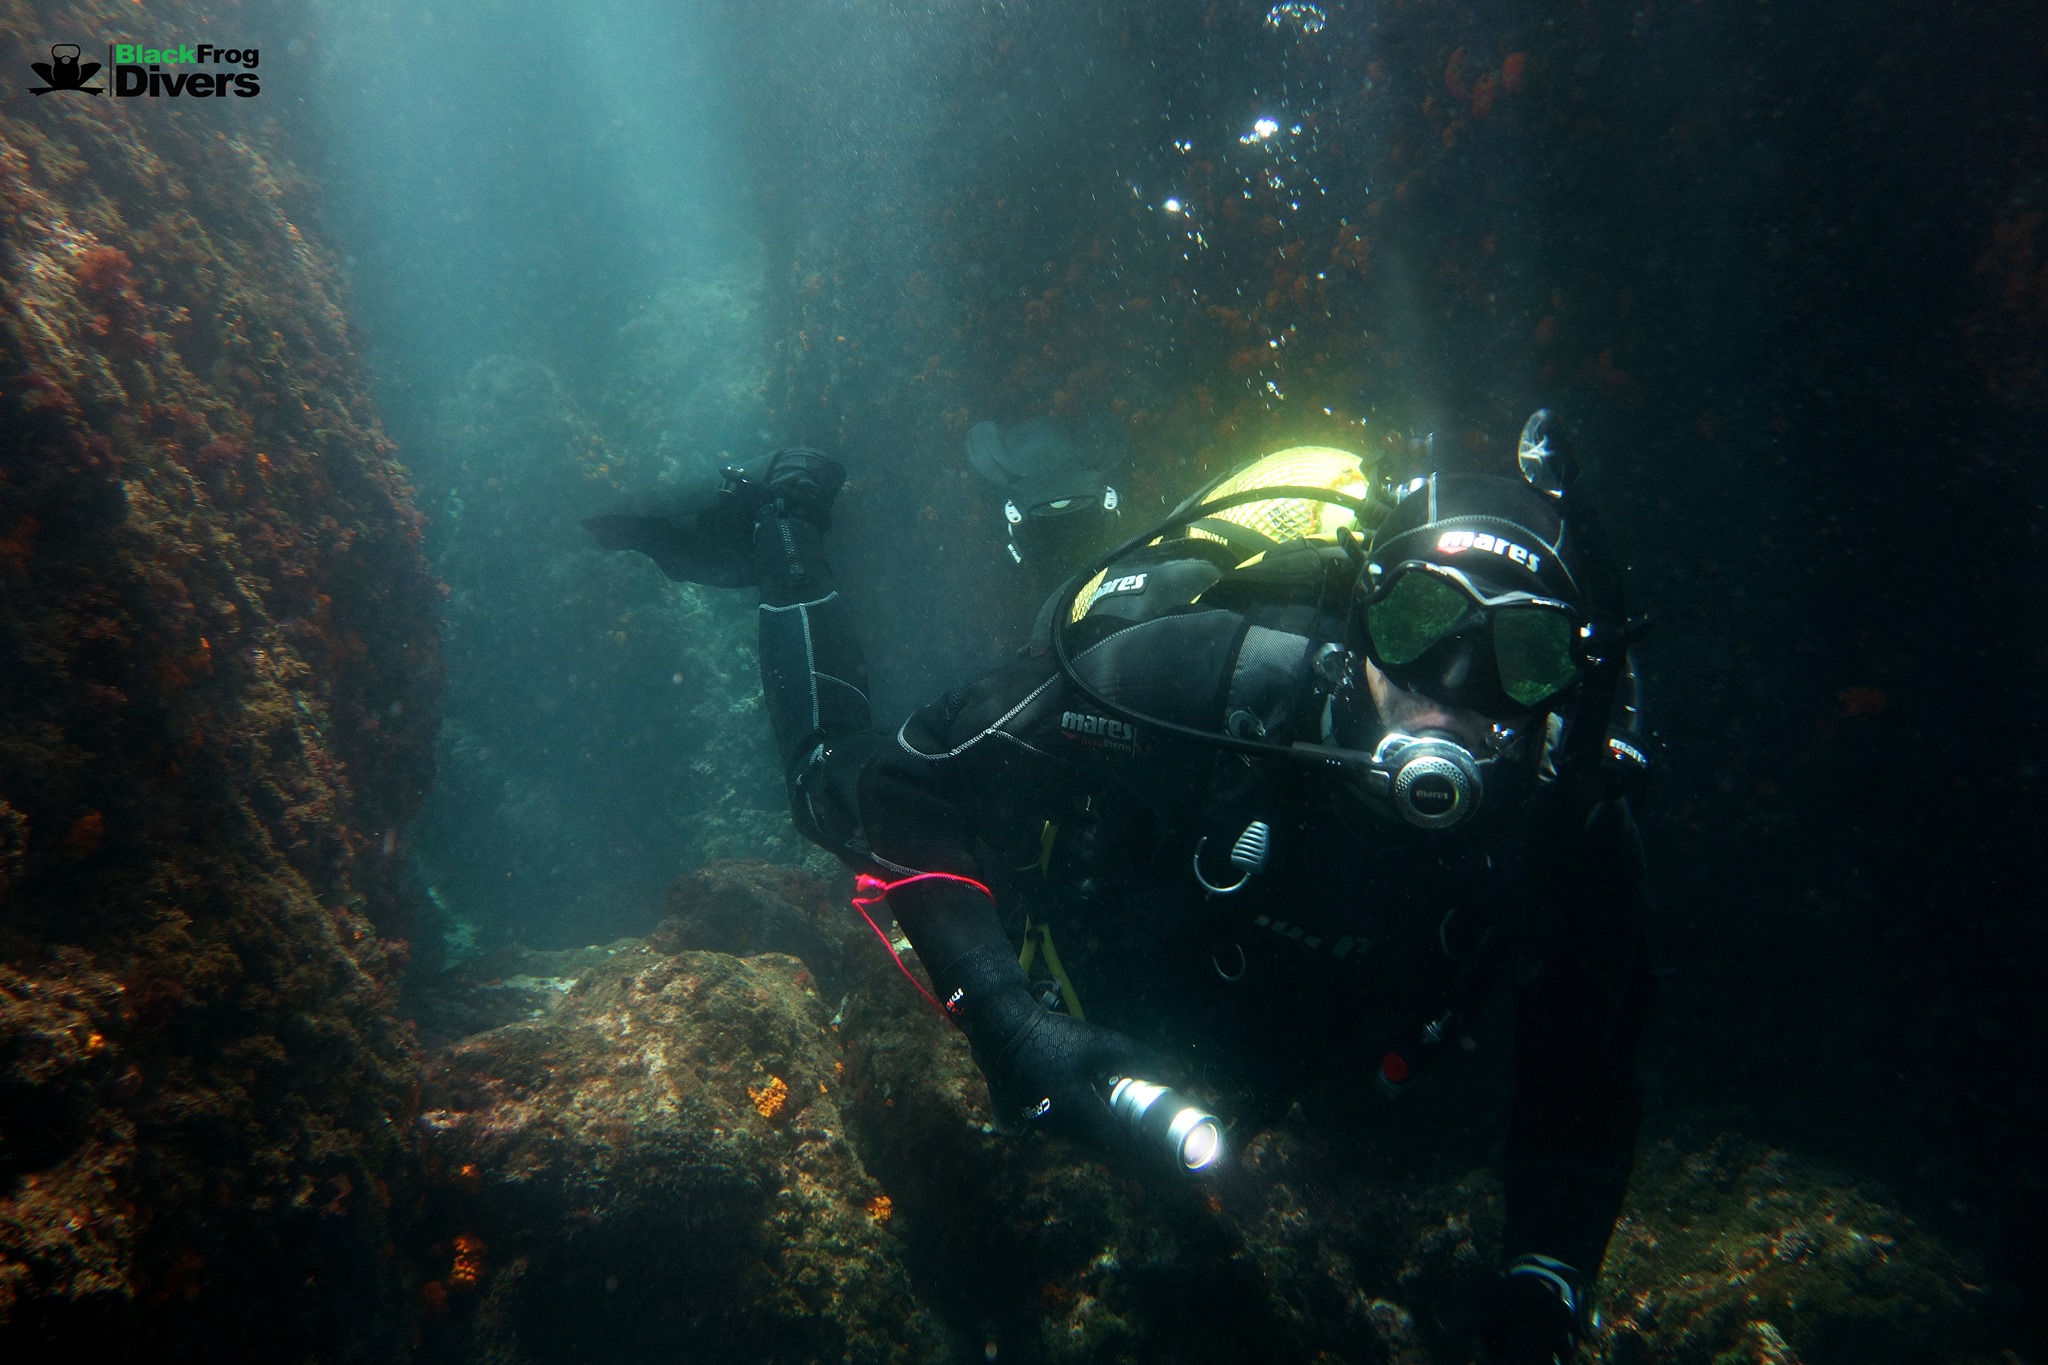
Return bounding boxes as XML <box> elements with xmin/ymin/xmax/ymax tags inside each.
<box><xmin>1106</xmin><ymin>1077</ymin><xmax>1225</xmax><ymax>1173</ymax></box>
<box><xmin>1361</xmin><ymin>732</ymin><xmax>1484</xmax><ymax>829</ymax></box>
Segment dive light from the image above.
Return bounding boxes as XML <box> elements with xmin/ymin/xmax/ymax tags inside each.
<box><xmin>1105</xmin><ymin>1077</ymin><xmax>1225</xmax><ymax>1174</ymax></box>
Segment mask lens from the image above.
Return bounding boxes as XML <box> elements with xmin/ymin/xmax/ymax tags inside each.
<box><xmin>1366</xmin><ymin>572</ymin><xmax>1471</xmax><ymax>666</ymax></box>
<box><xmin>1493</xmin><ymin>607</ymin><xmax>1579</xmax><ymax>707</ymax></box>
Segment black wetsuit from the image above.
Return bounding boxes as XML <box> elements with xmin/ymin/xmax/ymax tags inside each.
<box><xmin>756</xmin><ymin>512</ymin><xmax>1653</xmax><ymax>1279</ymax></box>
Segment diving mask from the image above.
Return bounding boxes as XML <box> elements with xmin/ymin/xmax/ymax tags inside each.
<box><xmin>1358</xmin><ymin>560</ymin><xmax>1585</xmax><ymax>718</ymax></box>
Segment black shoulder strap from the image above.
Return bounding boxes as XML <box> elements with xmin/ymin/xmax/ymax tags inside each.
<box><xmin>1025</xmin><ymin>538</ymin><xmax>1242</xmax><ymax>656</ymax></box>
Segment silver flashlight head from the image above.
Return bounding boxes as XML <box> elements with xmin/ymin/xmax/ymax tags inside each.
<box><xmin>1106</xmin><ymin>1077</ymin><xmax>1225</xmax><ymax>1174</ymax></box>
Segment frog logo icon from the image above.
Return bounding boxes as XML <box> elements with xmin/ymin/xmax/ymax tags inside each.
<box><xmin>29</xmin><ymin>44</ymin><xmax>105</xmax><ymax>95</ymax></box>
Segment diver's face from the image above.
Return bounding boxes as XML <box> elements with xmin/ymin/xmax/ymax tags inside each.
<box><xmin>1363</xmin><ymin>657</ymin><xmax>1525</xmax><ymax>751</ymax></box>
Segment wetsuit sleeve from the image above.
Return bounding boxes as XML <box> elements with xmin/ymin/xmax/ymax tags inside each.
<box><xmin>784</xmin><ymin>655</ymin><xmax>1069</xmax><ymax>996</ymax></box>
<box><xmin>1500</xmin><ymin>796</ymin><xmax>1657</xmax><ymax>1279</ymax></box>
<box><xmin>786</xmin><ymin>652</ymin><xmax>1064</xmax><ymax>875</ymax></box>
<box><xmin>788</xmin><ymin>659</ymin><xmax>1174</xmax><ymax>1149</ymax></box>
<box><xmin>784</xmin><ymin>731</ymin><xmax>1027</xmax><ymax>1102</ymax></box>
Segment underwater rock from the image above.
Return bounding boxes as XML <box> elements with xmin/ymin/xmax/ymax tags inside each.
<box><xmin>1219</xmin><ymin>1123</ymin><xmax>1505</xmax><ymax>1361</ymax></box>
<box><xmin>410</xmin><ymin>940</ymin><xmax>635</xmax><ymax>1050</ymax></box>
<box><xmin>651</xmin><ymin>858</ymin><xmax>870</xmax><ymax>999</ymax></box>
<box><xmin>1590</xmin><ymin>1122</ymin><xmax>2008</xmax><ymax>1365</ymax></box>
<box><xmin>0</xmin><ymin>958</ymin><xmax>134</xmax><ymax>1326</ymax></box>
<box><xmin>413</xmin><ymin>864</ymin><xmax>2027</xmax><ymax>1365</ymax></box>
<box><xmin>419</xmin><ymin>860</ymin><xmax>1447</xmax><ymax>1363</ymax></box>
<box><xmin>1</xmin><ymin>9</ymin><xmax>439</xmax><ymax>1356</ymax></box>
<box><xmin>417</xmin><ymin>938</ymin><xmax>945</xmax><ymax>1364</ymax></box>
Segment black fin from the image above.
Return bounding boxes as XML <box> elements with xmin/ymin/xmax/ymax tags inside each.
<box><xmin>582</xmin><ymin>503</ymin><xmax>756</xmax><ymax>587</ymax></box>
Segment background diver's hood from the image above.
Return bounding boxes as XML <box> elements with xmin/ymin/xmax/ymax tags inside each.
<box><xmin>967</xmin><ymin>417</ymin><xmax>1115</xmax><ymax>516</ymax></box>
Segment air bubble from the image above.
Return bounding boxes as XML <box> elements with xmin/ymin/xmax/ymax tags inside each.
<box><xmin>1265</xmin><ymin>3</ymin><xmax>1326</xmax><ymax>36</ymax></box>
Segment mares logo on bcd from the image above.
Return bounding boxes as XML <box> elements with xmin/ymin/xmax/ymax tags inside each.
<box><xmin>27</xmin><ymin>41</ymin><xmax>261</xmax><ymax>98</ymax></box>
<box><xmin>1060</xmin><ymin>710</ymin><xmax>1139</xmax><ymax>755</ymax></box>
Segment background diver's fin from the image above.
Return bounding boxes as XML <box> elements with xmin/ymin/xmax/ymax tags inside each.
<box><xmin>581</xmin><ymin>503</ymin><xmax>757</xmax><ymax>587</ymax></box>
<box><xmin>585</xmin><ymin>449</ymin><xmax>843</xmax><ymax>587</ymax></box>
<box><xmin>582</xmin><ymin>512</ymin><xmax>663</xmax><ymax>553</ymax></box>
<box><xmin>967</xmin><ymin>417</ymin><xmax>1120</xmax><ymax>517</ymax></box>
<box><xmin>998</xmin><ymin>417</ymin><xmax>1084</xmax><ymax>480</ymax></box>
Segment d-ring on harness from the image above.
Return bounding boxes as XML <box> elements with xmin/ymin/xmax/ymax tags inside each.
<box><xmin>1193</xmin><ymin>820</ymin><xmax>1272</xmax><ymax>894</ymax></box>
<box><xmin>1194</xmin><ymin>821</ymin><xmax>1270</xmax><ymax>980</ymax></box>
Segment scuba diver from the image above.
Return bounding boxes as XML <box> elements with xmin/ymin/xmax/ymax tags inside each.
<box><xmin>585</xmin><ymin>412</ymin><xmax>1655</xmax><ymax>1365</ymax></box>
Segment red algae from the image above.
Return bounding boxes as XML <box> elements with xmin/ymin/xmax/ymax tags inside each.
<box><xmin>1470</xmin><ymin>72</ymin><xmax>1500</xmax><ymax>119</ymax></box>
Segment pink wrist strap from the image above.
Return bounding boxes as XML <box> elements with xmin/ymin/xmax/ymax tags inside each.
<box><xmin>849</xmin><ymin>871</ymin><xmax>996</xmax><ymax>1014</ymax></box>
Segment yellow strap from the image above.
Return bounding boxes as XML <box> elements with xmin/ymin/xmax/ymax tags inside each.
<box><xmin>1016</xmin><ymin>819</ymin><xmax>1059</xmax><ymax>874</ymax></box>
<box><xmin>1017</xmin><ymin>914</ymin><xmax>1086</xmax><ymax>1021</ymax></box>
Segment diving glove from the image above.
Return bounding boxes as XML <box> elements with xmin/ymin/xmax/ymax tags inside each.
<box><xmin>966</xmin><ymin>977</ymin><xmax>1157</xmax><ymax>1150</ymax></box>
<box><xmin>927</xmin><ymin>941</ymin><xmax>1151</xmax><ymax>1151</ymax></box>
<box><xmin>886</xmin><ymin>878</ymin><xmax>1160</xmax><ymax>1154</ymax></box>
<box><xmin>1480</xmin><ymin>1254</ymin><xmax>1586</xmax><ymax>1365</ymax></box>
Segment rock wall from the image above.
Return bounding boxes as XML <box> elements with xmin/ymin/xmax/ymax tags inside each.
<box><xmin>419</xmin><ymin>948</ymin><xmax>942</xmax><ymax>1362</ymax></box>
<box><xmin>1</xmin><ymin>1</ymin><xmax>439</xmax><ymax>1353</ymax></box>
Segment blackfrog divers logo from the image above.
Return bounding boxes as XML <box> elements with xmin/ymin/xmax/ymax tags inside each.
<box><xmin>27</xmin><ymin>41</ymin><xmax>260</xmax><ymax>98</ymax></box>
<box><xmin>28</xmin><ymin>45</ymin><xmax>103</xmax><ymax>94</ymax></box>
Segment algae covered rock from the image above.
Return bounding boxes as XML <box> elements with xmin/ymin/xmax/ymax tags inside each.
<box><xmin>2</xmin><ymin>12</ymin><xmax>439</xmax><ymax>1354</ymax></box>
<box><xmin>1591</xmin><ymin>1123</ymin><xmax>2005</xmax><ymax>1365</ymax></box>
<box><xmin>0</xmin><ymin>957</ymin><xmax>133</xmax><ymax>1325</ymax></box>
<box><xmin>418</xmin><ymin>936</ymin><xmax>944</xmax><ymax>1364</ymax></box>
<box><xmin>409</xmin><ymin>940</ymin><xmax>633</xmax><ymax>1048</ymax></box>
<box><xmin>651</xmin><ymin>858</ymin><xmax>870</xmax><ymax>1000</ymax></box>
